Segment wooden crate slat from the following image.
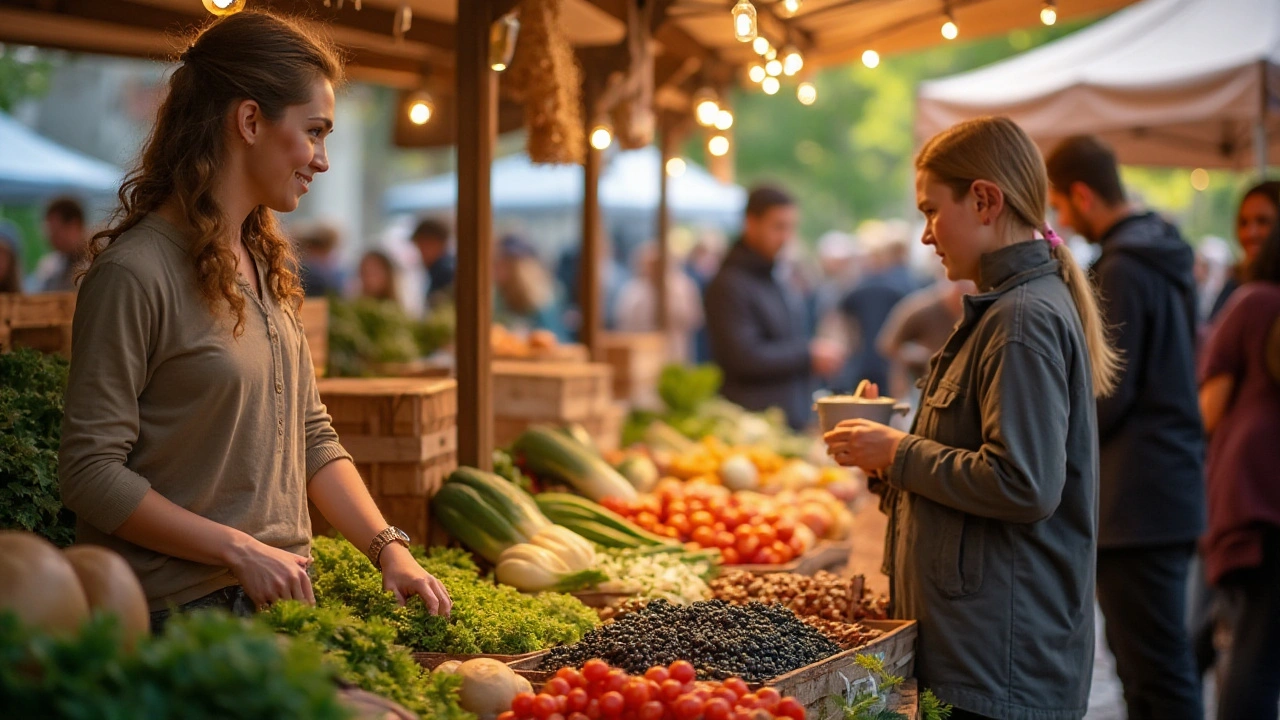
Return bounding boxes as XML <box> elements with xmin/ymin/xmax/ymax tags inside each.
<box><xmin>300</xmin><ymin>298</ymin><xmax>328</xmax><ymax>378</ymax></box>
<box><xmin>601</xmin><ymin>332</ymin><xmax>666</xmax><ymax>408</ymax></box>
<box><xmin>492</xmin><ymin>360</ymin><xmax>614</xmax><ymax>420</ymax></box>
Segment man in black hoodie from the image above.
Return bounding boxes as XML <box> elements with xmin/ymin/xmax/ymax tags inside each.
<box><xmin>1047</xmin><ymin>136</ymin><xmax>1206</xmax><ymax>720</ymax></box>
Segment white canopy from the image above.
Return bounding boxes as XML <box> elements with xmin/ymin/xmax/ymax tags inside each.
<box><xmin>915</xmin><ymin>0</ymin><xmax>1280</xmax><ymax>169</ymax></box>
<box><xmin>384</xmin><ymin>146</ymin><xmax>745</xmax><ymax>225</ymax></box>
<box><xmin>0</xmin><ymin>111</ymin><xmax>122</xmax><ymax>202</ymax></box>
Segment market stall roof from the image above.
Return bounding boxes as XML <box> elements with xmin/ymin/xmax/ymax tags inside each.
<box><xmin>0</xmin><ymin>111</ymin><xmax>123</xmax><ymax>203</ymax></box>
<box><xmin>915</xmin><ymin>0</ymin><xmax>1280</xmax><ymax>168</ymax></box>
<box><xmin>385</xmin><ymin>146</ymin><xmax>744</xmax><ymax>223</ymax></box>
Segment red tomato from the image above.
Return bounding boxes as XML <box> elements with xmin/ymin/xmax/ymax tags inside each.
<box><xmin>583</xmin><ymin>660</ymin><xmax>611</xmax><ymax>684</ymax></box>
<box><xmin>638</xmin><ymin>702</ymin><xmax>664</xmax><ymax>720</ymax></box>
<box><xmin>664</xmin><ymin>525</ymin><xmax>681</xmax><ymax>539</ymax></box>
<box><xmin>644</xmin><ymin>666</ymin><xmax>670</xmax><ymax>685</ymax></box>
<box><xmin>715</xmin><ymin>531</ymin><xmax>737</xmax><ymax>550</ymax></box>
<box><xmin>534</xmin><ymin>694</ymin><xmax>559</xmax><ymax>719</ymax></box>
<box><xmin>689</xmin><ymin>510</ymin><xmax>715</xmax><ymax>527</ymax></box>
<box><xmin>635</xmin><ymin>512</ymin><xmax>659</xmax><ymax>530</ymax></box>
<box><xmin>556</xmin><ymin>696</ymin><xmax>570</xmax><ymax>715</ymax></box>
<box><xmin>735</xmin><ymin>533</ymin><xmax>760</xmax><ymax>558</ymax></box>
<box><xmin>755</xmin><ymin>688</ymin><xmax>781</xmax><ymax>711</ymax></box>
<box><xmin>673</xmin><ymin>695</ymin><xmax>703</xmax><ymax>720</ymax></box>
<box><xmin>660</xmin><ymin>679</ymin><xmax>685</xmax><ymax>702</ymax></box>
<box><xmin>722</xmin><ymin>679</ymin><xmax>749</xmax><ymax>699</ymax></box>
<box><xmin>586</xmin><ymin>700</ymin><xmax>602</xmax><ymax>720</ymax></box>
<box><xmin>704</xmin><ymin>698</ymin><xmax>732</xmax><ymax>720</ymax></box>
<box><xmin>720</xmin><ymin>508</ymin><xmax>746</xmax><ymax>529</ymax></box>
<box><xmin>666</xmin><ymin>500</ymin><xmax>689</xmax><ymax>517</ymax></box>
<box><xmin>771</xmin><ymin>541</ymin><xmax>795</xmax><ymax>564</ymax></box>
<box><xmin>570</xmin><ymin>714</ymin><xmax>592</xmax><ymax>720</ymax></box>
<box><xmin>760</xmin><ymin>509</ymin><xmax>781</xmax><ymax>524</ymax></box>
<box><xmin>691</xmin><ymin>526</ymin><xmax>717</xmax><ymax>547</ymax></box>
<box><xmin>668</xmin><ymin>660</ymin><xmax>697</xmax><ymax>684</ymax></box>
<box><xmin>548</xmin><ymin>714</ymin><xmax>566</xmax><ymax>720</ymax></box>
<box><xmin>713</xmin><ymin>522</ymin><xmax>728</xmax><ymax>533</ymax></box>
<box><xmin>568</xmin><ymin>689</ymin><xmax>591</xmax><ymax>712</ymax></box>
<box><xmin>547</xmin><ymin>678</ymin><xmax>573</xmax><ymax>697</ymax></box>
<box><xmin>737</xmin><ymin>694</ymin><xmax>760</xmax><ymax>710</ymax></box>
<box><xmin>754</xmin><ymin>524</ymin><xmax>778</xmax><ymax>545</ymax></box>
<box><xmin>599</xmin><ymin>692</ymin><xmax>625</xmax><ymax>718</ymax></box>
<box><xmin>776</xmin><ymin>698</ymin><xmax>805</xmax><ymax>720</ymax></box>
<box><xmin>606</xmin><ymin>669</ymin><xmax>630</xmax><ymax>694</ymax></box>
<box><xmin>687</xmin><ymin>499</ymin><xmax>707</xmax><ymax>513</ymax></box>
<box><xmin>732</xmin><ymin>711</ymin><xmax>753</xmax><ymax>720</ymax></box>
<box><xmin>600</xmin><ymin>497</ymin><xmax>626</xmax><ymax>513</ymax></box>
<box><xmin>623</xmin><ymin>679</ymin><xmax>651</xmax><ymax>707</ymax></box>
<box><xmin>667</xmin><ymin>513</ymin><xmax>691</xmax><ymax>536</ymax></box>
<box><xmin>720</xmin><ymin>547</ymin><xmax>741</xmax><ymax>565</ymax></box>
<box><xmin>500</xmin><ymin>712</ymin><xmax>517</xmax><ymax>720</ymax></box>
<box><xmin>788</xmin><ymin>535</ymin><xmax>807</xmax><ymax>557</ymax></box>
<box><xmin>558</xmin><ymin>668</ymin><xmax>586</xmax><ymax>687</ymax></box>
<box><xmin>773</xmin><ymin>518</ymin><xmax>796</xmax><ymax>542</ymax></box>
<box><xmin>513</xmin><ymin>692</ymin><xmax>537</xmax><ymax>718</ymax></box>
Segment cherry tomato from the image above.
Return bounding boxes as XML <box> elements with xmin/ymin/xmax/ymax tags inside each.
<box><xmin>704</xmin><ymin>698</ymin><xmax>732</xmax><ymax>720</ymax></box>
<box><xmin>788</xmin><ymin>535</ymin><xmax>807</xmax><ymax>557</ymax></box>
<box><xmin>720</xmin><ymin>547</ymin><xmax>741</xmax><ymax>565</ymax></box>
<box><xmin>513</xmin><ymin>693</ymin><xmax>537</xmax><ymax>718</ymax></box>
<box><xmin>568</xmin><ymin>688</ymin><xmax>590</xmax><ymax>712</ymax></box>
<box><xmin>668</xmin><ymin>660</ymin><xmax>697</xmax><ymax>684</ymax></box>
<box><xmin>754</xmin><ymin>524</ymin><xmax>778</xmax><ymax>545</ymax></box>
<box><xmin>776</xmin><ymin>698</ymin><xmax>805</xmax><ymax>720</ymax></box>
<box><xmin>583</xmin><ymin>660</ymin><xmax>611</xmax><ymax>684</ymax></box>
<box><xmin>722</xmin><ymin>678</ymin><xmax>749</xmax><ymax>699</ymax></box>
<box><xmin>667</xmin><ymin>513</ymin><xmax>691</xmax><ymax>536</ymax></box>
<box><xmin>547</xmin><ymin>678</ymin><xmax>573</xmax><ymax>697</ymax></box>
<box><xmin>755</xmin><ymin>688</ymin><xmax>781</xmax><ymax>711</ymax></box>
<box><xmin>771</xmin><ymin>541</ymin><xmax>795</xmax><ymax>564</ymax></box>
<box><xmin>660</xmin><ymin>679</ymin><xmax>685</xmax><ymax>702</ymax></box>
<box><xmin>687</xmin><ymin>499</ymin><xmax>707</xmax><ymax>513</ymax></box>
<box><xmin>713</xmin><ymin>522</ymin><xmax>728</xmax><ymax>533</ymax></box>
<box><xmin>690</xmin><ymin>510</ymin><xmax>715</xmax><ymax>527</ymax></box>
<box><xmin>644</xmin><ymin>666</ymin><xmax>670</xmax><ymax>685</ymax></box>
<box><xmin>547</xmin><ymin>714</ymin><xmax>566</xmax><ymax>720</ymax></box>
<box><xmin>666</xmin><ymin>500</ymin><xmax>689</xmax><ymax>517</ymax></box>
<box><xmin>735</xmin><ymin>533</ymin><xmax>760</xmax><ymax>558</ymax></box>
<box><xmin>636</xmin><ymin>511</ymin><xmax>660</xmax><ymax>529</ymax></box>
<box><xmin>606</xmin><ymin>669</ymin><xmax>630</xmax><ymax>694</ymax></box>
<box><xmin>570</xmin><ymin>714</ymin><xmax>592</xmax><ymax>720</ymax></box>
<box><xmin>599</xmin><ymin>691</ymin><xmax>625</xmax><ymax>718</ymax></box>
<box><xmin>623</xmin><ymin>678</ymin><xmax>651</xmax><ymax>707</ymax></box>
<box><xmin>691</xmin><ymin>526</ymin><xmax>717</xmax><ymax>547</ymax></box>
<box><xmin>673</xmin><ymin>694</ymin><xmax>703</xmax><ymax>720</ymax></box>
<box><xmin>663</xmin><ymin>525</ymin><xmax>681</xmax><ymax>539</ymax></box>
<box><xmin>773</xmin><ymin>518</ymin><xmax>796</xmax><ymax>542</ymax></box>
<box><xmin>710</xmin><ymin>688</ymin><xmax>738</xmax><ymax>705</ymax></box>
<box><xmin>731</xmin><ymin>711</ymin><xmax>753</xmax><ymax>720</ymax></box>
<box><xmin>737</xmin><ymin>693</ymin><xmax>760</xmax><ymax>710</ymax></box>
<box><xmin>558</xmin><ymin>668</ymin><xmax>586</xmax><ymax>688</ymax></box>
<box><xmin>586</xmin><ymin>700</ymin><xmax>602</xmax><ymax>720</ymax></box>
<box><xmin>534</xmin><ymin>694</ymin><xmax>559</xmax><ymax>719</ymax></box>
<box><xmin>712</xmin><ymin>531</ymin><xmax>734</xmax><ymax>549</ymax></box>
<box><xmin>720</xmin><ymin>508</ymin><xmax>746</xmax><ymax>529</ymax></box>
<box><xmin>638</xmin><ymin>701</ymin><xmax>665</xmax><ymax>720</ymax></box>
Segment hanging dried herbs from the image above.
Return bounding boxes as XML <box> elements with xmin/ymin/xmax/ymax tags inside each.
<box><xmin>508</xmin><ymin>0</ymin><xmax>585</xmax><ymax>164</ymax></box>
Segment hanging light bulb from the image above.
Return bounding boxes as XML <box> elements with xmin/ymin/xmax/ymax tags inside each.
<box><xmin>782</xmin><ymin>46</ymin><xmax>804</xmax><ymax>76</ymax></box>
<box><xmin>941</xmin><ymin>7</ymin><xmax>958</xmax><ymax>40</ymax></box>
<box><xmin>732</xmin><ymin>0</ymin><xmax>758</xmax><ymax>42</ymax></box>
<box><xmin>694</xmin><ymin>88</ymin><xmax>721</xmax><ymax>127</ymax></box>
<box><xmin>780</xmin><ymin>0</ymin><xmax>802</xmax><ymax>17</ymax></box>
<box><xmin>761</xmin><ymin>76</ymin><xmax>780</xmax><ymax>95</ymax></box>
<box><xmin>862</xmin><ymin>50</ymin><xmax>880</xmax><ymax>69</ymax></box>
<box><xmin>489</xmin><ymin>13</ymin><xmax>520</xmax><ymax>71</ymax></box>
<box><xmin>715</xmin><ymin>109</ymin><xmax>734</xmax><ymax>130</ymax></box>
<box><xmin>407</xmin><ymin>91</ymin><xmax>434</xmax><ymax>125</ymax></box>
<box><xmin>748</xmin><ymin>63</ymin><xmax>766</xmax><ymax>83</ymax></box>
<box><xmin>1040</xmin><ymin>0</ymin><xmax>1057</xmax><ymax>25</ymax></box>
<box><xmin>202</xmin><ymin>0</ymin><xmax>247</xmax><ymax>16</ymax></box>
<box><xmin>797</xmin><ymin>81</ymin><xmax>817</xmax><ymax>105</ymax></box>
<box><xmin>666</xmin><ymin>157</ymin><xmax>687</xmax><ymax>177</ymax></box>
<box><xmin>765</xmin><ymin>58</ymin><xmax>783</xmax><ymax>77</ymax></box>
<box><xmin>752</xmin><ymin>36</ymin><xmax>771</xmax><ymax>55</ymax></box>
<box><xmin>708</xmin><ymin>135</ymin><xmax>730</xmax><ymax>157</ymax></box>
<box><xmin>765</xmin><ymin>47</ymin><xmax>778</xmax><ymax>61</ymax></box>
<box><xmin>590</xmin><ymin>124</ymin><xmax>613</xmax><ymax>151</ymax></box>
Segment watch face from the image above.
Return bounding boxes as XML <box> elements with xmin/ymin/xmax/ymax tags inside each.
<box><xmin>393</xmin><ymin>528</ymin><xmax>411</xmax><ymax>544</ymax></box>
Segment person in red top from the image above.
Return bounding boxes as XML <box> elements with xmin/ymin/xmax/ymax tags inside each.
<box><xmin>1198</xmin><ymin>218</ymin><xmax>1280</xmax><ymax>720</ymax></box>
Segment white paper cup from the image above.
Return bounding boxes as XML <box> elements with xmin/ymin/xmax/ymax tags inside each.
<box><xmin>815</xmin><ymin>395</ymin><xmax>910</xmax><ymax>433</ymax></box>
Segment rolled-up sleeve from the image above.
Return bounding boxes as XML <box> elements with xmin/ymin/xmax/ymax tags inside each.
<box><xmin>297</xmin><ymin>323</ymin><xmax>350</xmax><ymax>481</ymax></box>
<box><xmin>887</xmin><ymin>339</ymin><xmax>1070</xmax><ymax>524</ymax></box>
<box><xmin>59</xmin><ymin>262</ymin><xmax>155</xmax><ymax>533</ymax></box>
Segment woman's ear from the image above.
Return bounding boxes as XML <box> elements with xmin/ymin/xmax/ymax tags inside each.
<box><xmin>970</xmin><ymin>180</ymin><xmax>1005</xmax><ymax>225</ymax></box>
<box><xmin>235</xmin><ymin>99</ymin><xmax>263</xmax><ymax>146</ymax></box>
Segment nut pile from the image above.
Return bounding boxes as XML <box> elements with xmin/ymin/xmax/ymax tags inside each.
<box><xmin>709</xmin><ymin>570</ymin><xmax>860</xmax><ymax>622</ymax></box>
<box><xmin>800</xmin><ymin>617</ymin><xmax>883</xmax><ymax>650</ymax></box>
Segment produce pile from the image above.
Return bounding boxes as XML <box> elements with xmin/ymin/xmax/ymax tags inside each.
<box><xmin>537</xmin><ymin>599</ymin><xmax>840</xmax><ymax>682</ymax></box>
<box><xmin>797</xmin><ymin>617</ymin><xmax>882</xmax><ymax>651</ymax></box>
<box><xmin>638</xmin><ymin>436</ymin><xmax>860</xmax><ymax>501</ymax></box>
<box><xmin>709</xmin><ymin>570</ymin><xmax>889</xmax><ymax>623</ymax></box>
<box><xmin>327</xmin><ymin>297</ymin><xmax>454</xmax><ymax>377</ymax></box>
<box><xmin>505</xmin><ymin>660</ymin><xmax>806</xmax><ymax>720</ymax></box>
<box><xmin>591</xmin><ymin>547</ymin><xmax>715</xmax><ymax>605</ymax></box>
<box><xmin>0</xmin><ymin>349</ymin><xmax>75</xmax><ymax>547</ymax></box>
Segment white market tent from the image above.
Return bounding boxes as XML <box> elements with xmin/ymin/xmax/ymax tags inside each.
<box><xmin>915</xmin><ymin>0</ymin><xmax>1280</xmax><ymax>169</ymax></box>
<box><xmin>0</xmin><ymin>111</ymin><xmax>123</xmax><ymax>202</ymax></box>
<box><xmin>385</xmin><ymin>146</ymin><xmax>745</xmax><ymax>226</ymax></box>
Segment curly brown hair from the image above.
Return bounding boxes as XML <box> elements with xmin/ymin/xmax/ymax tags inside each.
<box><xmin>86</xmin><ymin>11</ymin><xmax>344</xmax><ymax>336</ymax></box>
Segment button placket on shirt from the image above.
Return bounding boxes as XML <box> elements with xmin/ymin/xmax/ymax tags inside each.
<box><xmin>242</xmin><ymin>266</ymin><xmax>286</xmax><ymax>449</ymax></box>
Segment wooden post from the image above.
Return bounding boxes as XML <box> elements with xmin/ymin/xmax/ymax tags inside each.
<box><xmin>656</xmin><ymin>128</ymin><xmax>672</xmax><ymax>333</ymax></box>
<box><xmin>580</xmin><ymin>75</ymin><xmax>604</xmax><ymax>362</ymax></box>
<box><xmin>455</xmin><ymin>0</ymin><xmax>496</xmax><ymax>471</ymax></box>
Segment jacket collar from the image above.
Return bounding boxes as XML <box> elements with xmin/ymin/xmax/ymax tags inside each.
<box><xmin>976</xmin><ymin>240</ymin><xmax>1057</xmax><ymax>294</ymax></box>
<box><xmin>724</xmin><ymin>239</ymin><xmax>776</xmax><ymax>277</ymax></box>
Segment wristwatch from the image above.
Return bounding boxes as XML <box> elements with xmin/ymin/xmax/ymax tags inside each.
<box><xmin>366</xmin><ymin>526</ymin><xmax>411</xmax><ymax>569</ymax></box>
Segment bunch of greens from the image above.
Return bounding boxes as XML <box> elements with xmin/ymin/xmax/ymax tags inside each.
<box><xmin>0</xmin><ymin>611</ymin><xmax>348</xmax><ymax>719</ymax></box>
<box><xmin>309</xmin><ymin>536</ymin><xmax>598</xmax><ymax>654</ymax></box>
<box><xmin>415</xmin><ymin>300</ymin><xmax>457</xmax><ymax>358</ymax></box>
<box><xmin>328</xmin><ymin>297</ymin><xmax>453</xmax><ymax>377</ymax></box>
<box><xmin>259</xmin><ymin>601</ymin><xmax>473</xmax><ymax>720</ymax></box>
<box><xmin>828</xmin><ymin>654</ymin><xmax>952</xmax><ymax>720</ymax></box>
<box><xmin>0</xmin><ymin>349</ymin><xmax>75</xmax><ymax>547</ymax></box>
<box><xmin>493</xmin><ymin>449</ymin><xmax>533</xmax><ymax>493</ymax></box>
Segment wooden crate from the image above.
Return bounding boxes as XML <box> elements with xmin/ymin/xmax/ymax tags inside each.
<box><xmin>493</xmin><ymin>360</ymin><xmax>614</xmax><ymax>419</ymax></box>
<box><xmin>493</xmin><ymin>401</ymin><xmax>626</xmax><ymax>452</ymax></box>
<box><xmin>731</xmin><ymin>540</ymin><xmax>853</xmax><ymax>576</ymax></box>
<box><xmin>0</xmin><ymin>292</ymin><xmax>76</xmax><ymax>356</ymax></box>
<box><xmin>601</xmin><ymin>332</ymin><xmax>666</xmax><ymax>409</ymax></box>
<box><xmin>299</xmin><ymin>297</ymin><xmax>329</xmax><ymax>378</ymax></box>
<box><xmin>310</xmin><ymin>378</ymin><xmax>458</xmax><ymax>542</ymax></box>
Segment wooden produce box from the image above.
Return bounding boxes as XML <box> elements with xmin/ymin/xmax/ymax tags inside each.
<box><xmin>0</xmin><ymin>292</ymin><xmax>76</xmax><ymax>357</ymax></box>
<box><xmin>731</xmin><ymin>539</ymin><xmax>853</xmax><ymax>576</ymax></box>
<box><xmin>601</xmin><ymin>332</ymin><xmax>666</xmax><ymax>410</ymax></box>
<box><xmin>492</xmin><ymin>360</ymin><xmax>620</xmax><ymax>450</ymax></box>
<box><xmin>310</xmin><ymin>378</ymin><xmax>457</xmax><ymax>542</ymax></box>
<box><xmin>299</xmin><ymin>297</ymin><xmax>329</xmax><ymax>378</ymax></box>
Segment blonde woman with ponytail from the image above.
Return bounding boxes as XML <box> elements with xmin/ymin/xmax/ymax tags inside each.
<box><xmin>825</xmin><ymin>117</ymin><xmax>1118</xmax><ymax>720</ymax></box>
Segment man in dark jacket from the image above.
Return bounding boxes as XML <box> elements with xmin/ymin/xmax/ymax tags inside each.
<box><xmin>704</xmin><ymin>186</ymin><xmax>843</xmax><ymax>430</ymax></box>
<box><xmin>1048</xmin><ymin>136</ymin><xmax>1206</xmax><ymax>720</ymax></box>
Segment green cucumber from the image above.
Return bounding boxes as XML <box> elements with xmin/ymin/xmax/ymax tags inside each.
<box><xmin>447</xmin><ymin>467</ymin><xmax>548</xmax><ymax>538</ymax></box>
<box><xmin>514</xmin><ymin>427</ymin><xmax>636</xmax><ymax>502</ymax></box>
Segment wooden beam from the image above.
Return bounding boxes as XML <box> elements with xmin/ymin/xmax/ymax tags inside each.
<box><xmin>454</xmin><ymin>0</ymin><xmax>496</xmax><ymax>471</ymax></box>
<box><xmin>580</xmin><ymin>69</ymin><xmax>605</xmax><ymax>363</ymax></box>
<box><xmin>656</xmin><ymin>127</ymin><xmax>672</xmax><ymax>333</ymax></box>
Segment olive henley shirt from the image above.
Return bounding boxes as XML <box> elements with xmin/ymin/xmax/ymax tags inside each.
<box><xmin>58</xmin><ymin>214</ymin><xmax>351</xmax><ymax>610</ymax></box>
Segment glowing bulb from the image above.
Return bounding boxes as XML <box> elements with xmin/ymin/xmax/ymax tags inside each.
<box><xmin>666</xmin><ymin>157</ymin><xmax>687</xmax><ymax>177</ymax></box>
<box><xmin>782</xmin><ymin>47</ymin><xmax>803</xmax><ymax>76</ymax></box>
<box><xmin>765</xmin><ymin>47</ymin><xmax>777</xmax><ymax>61</ymax></box>
<box><xmin>780</xmin><ymin>0</ymin><xmax>802</xmax><ymax>17</ymax></box>
<box><xmin>752</xmin><ymin>36</ymin><xmax>770</xmax><ymax>55</ymax></box>
<box><xmin>590</xmin><ymin>125</ymin><xmax>613</xmax><ymax>150</ymax></box>
<box><xmin>708</xmin><ymin>135</ymin><xmax>730</xmax><ymax>157</ymax></box>
<box><xmin>748</xmin><ymin>64</ymin><xmax>766</xmax><ymax>83</ymax></box>
<box><xmin>765</xmin><ymin>59</ymin><xmax>783</xmax><ymax>77</ymax></box>
<box><xmin>797</xmin><ymin>81</ymin><xmax>817</xmax><ymax>105</ymax></box>
<box><xmin>941</xmin><ymin>20</ymin><xmax>958</xmax><ymax>40</ymax></box>
<box><xmin>489</xmin><ymin>13</ymin><xmax>520</xmax><ymax>71</ymax></box>
<box><xmin>732</xmin><ymin>0</ymin><xmax>757</xmax><ymax>42</ymax></box>
<box><xmin>715</xmin><ymin>110</ymin><xmax>734</xmax><ymax>130</ymax></box>
<box><xmin>202</xmin><ymin>0</ymin><xmax>246</xmax><ymax>15</ymax></box>
<box><xmin>695</xmin><ymin>97</ymin><xmax>720</xmax><ymax>127</ymax></box>
<box><xmin>1190</xmin><ymin>168</ymin><xmax>1210</xmax><ymax>191</ymax></box>
<box><xmin>1040</xmin><ymin>1</ymin><xmax>1057</xmax><ymax>25</ymax></box>
<box><xmin>761</xmin><ymin>76</ymin><xmax>780</xmax><ymax>95</ymax></box>
<box><xmin>407</xmin><ymin>92</ymin><xmax>434</xmax><ymax>125</ymax></box>
<box><xmin>862</xmin><ymin>50</ymin><xmax>880</xmax><ymax>69</ymax></box>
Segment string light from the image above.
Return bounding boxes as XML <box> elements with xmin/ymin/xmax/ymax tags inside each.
<box><xmin>862</xmin><ymin>50</ymin><xmax>880</xmax><ymax>69</ymax></box>
<box><xmin>780</xmin><ymin>0</ymin><xmax>802</xmax><ymax>17</ymax></box>
<box><xmin>666</xmin><ymin>157</ymin><xmax>687</xmax><ymax>177</ymax></box>
<box><xmin>590</xmin><ymin>124</ymin><xmax>613</xmax><ymax>150</ymax></box>
<box><xmin>1040</xmin><ymin>0</ymin><xmax>1057</xmax><ymax>25</ymax></box>
<box><xmin>715</xmin><ymin>109</ymin><xmax>734</xmax><ymax>130</ymax></box>
<box><xmin>407</xmin><ymin>91</ymin><xmax>434</xmax><ymax>125</ymax></box>
<box><xmin>732</xmin><ymin>0</ymin><xmax>758</xmax><ymax>42</ymax></box>
<box><xmin>797</xmin><ymin>81</ymin><xmax>817</xmax><ymax>105</ymax></box>
<box><xmin>752</xmin><ymin>36</ymin><xmax>771</xmax><ymax>55</ymax></box>
<box><xmin>765</xmin><ymin>58</ymin><xmax>783</xmax><ymax>76</ymax></box>
<box><xmin>394</xmin><ymin>4</ymin><xmax>413</xmax><ymax>41</ymax></box>
<box><xmin>489</xmin><ymin>13</ymin><xmax>520</xmax><ymax>71</ymax></box>
<box><xmin>708</xmin><ymin>135</ymin><xmax>730</xmax><ymax>157</ymax></box>
<box><xmin>941</xmin><ymin>7</ymin><xmax>958</xmax><ymax>40</ymax></box>
<box><xmin>761</xmin><ymin>76</ymin><xmax>780</xmax><ymax>95</ymax></box>
<box><xmin>694</xmin><ymin>88</ymin><xmax>720</xmax><ymax>127</ymax></box>
<box><xmin>782</xmin><ymin>46</ymin><xmax>803</xmax><ymax>76</ymax></box>
<box><xmin>748</xmin><ymin>63</ymin><xmax>766</xmax><ymax>83</ymax></box>
<box><xmin>1190</xmin><ymin>168</ymin><xmax>1210</xmax><ymax>191</ymax></box>
<box><xmin>765</xmin><ymin>47</ymin><xmax>778</xmax><ymax>61</ymax></box>
<box><xmin>202</xmin><ymin>0</ymin><xmax>246</xmax><ymax>15</ymax></box>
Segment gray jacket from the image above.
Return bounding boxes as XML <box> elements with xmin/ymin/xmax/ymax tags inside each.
<box><xmin>879</xmin><ymin>241</ymin><xmax>1098</xmax><ymax>720</ymax></box>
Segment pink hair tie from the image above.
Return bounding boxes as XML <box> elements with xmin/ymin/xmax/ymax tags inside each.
<box><xmin>1043</xmin><ymin>224</ymin><xmax>1064</xmax><ymax>250</ymax></box>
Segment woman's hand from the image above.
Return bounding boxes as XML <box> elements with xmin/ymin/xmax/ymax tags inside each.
<box><xmin>824</xmin><ymin>419</ymin><xmax>909</xmax><ymax>472</ymax></box>
<box><xmin>225</xmin><ymin>537</ymin><xmax>315</xmax><ymax>608</ymax></box>
<box><xmin>379</xmin><ymin>543</ymin><xmax>453</xmax><ymax>616</ymax></box>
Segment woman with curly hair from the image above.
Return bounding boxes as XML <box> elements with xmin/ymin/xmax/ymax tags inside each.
<box><xmin>58</xmin><ymin>11</ymin><xmax>451</xmax><ymax>631</ymax></box>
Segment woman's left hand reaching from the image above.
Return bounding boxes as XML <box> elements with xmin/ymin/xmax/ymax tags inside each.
<box><xmin>378</xmin><ymin>543</ymin><xmax>453</xmax><ymax>616</ymax></box>
<box><xmin>824</xmin><ymin>419</ymin><xmax>909</xmax><ymax>472</ymax></box>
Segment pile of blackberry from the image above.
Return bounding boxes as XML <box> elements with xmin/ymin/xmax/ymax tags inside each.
<box><xmin>538</xmin><ymin>599</ymin><xmax>841</xmax><ymax>682</ymax></box>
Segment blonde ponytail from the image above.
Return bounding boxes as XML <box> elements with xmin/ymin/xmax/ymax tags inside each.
<box><xmin>917</xmin><ymin>116</ymin><xmax>1122</xmax><ymax>398</ymax></box>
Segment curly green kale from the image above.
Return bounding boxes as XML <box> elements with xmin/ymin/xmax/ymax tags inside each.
<box><xmin>0</xmin><ymin>349</ymin><xmax>75</xmax><ymax>546</ymax></box>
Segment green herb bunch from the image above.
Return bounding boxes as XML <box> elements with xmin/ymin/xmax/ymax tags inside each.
<box><xmin>310</xmin><ymin>536</ymin><xmax>598</xmax><ymax>654</ymax></box>
<box><xmin>259</xmin><ymin>600</ymin><xmax>473</xmax><ymax>720</ymax></box>
<box><xmin>0</xmin><ymin>611</ymin><xmax>348</xmax><ymax>719</ymax></box>
<box><xmin>827</xmin><ymin>655</ymin><xmax>952</xmax><ymax>720</ymax></box>
<box><xmin>0</xmin><ymin>349</ymin><xmax>75</xmax><ymax>546</ymax></box>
